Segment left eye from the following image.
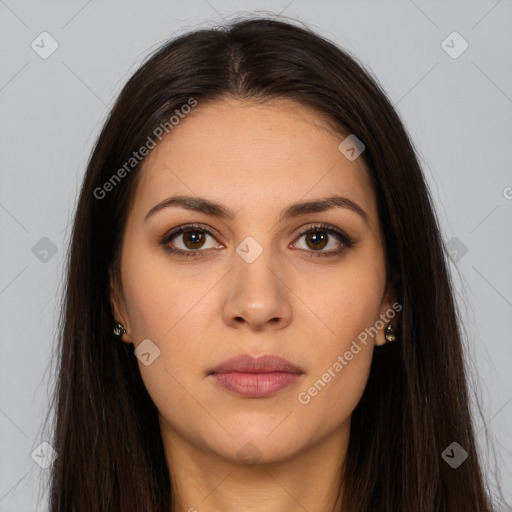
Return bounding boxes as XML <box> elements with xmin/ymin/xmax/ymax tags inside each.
<box><xmin>292</xmin><ymin>224</ymin><xmax>353</xmax><ymax>255</ymax></box>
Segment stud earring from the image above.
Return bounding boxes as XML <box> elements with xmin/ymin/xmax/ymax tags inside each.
<box><xmin>113</xmin><ymin>322</ymin><xmax>126</xmax><ymax>337</ymax></box>
<box><xmin>384</xmin><ymin>323</ymin><xmax>396</xmax><ymax>343</ymax></box>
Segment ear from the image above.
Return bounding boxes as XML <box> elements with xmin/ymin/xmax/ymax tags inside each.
<box><xmin>109</xmin><ymin>268</ymin><xmax>133</xmax><ymax>344</ymax></box>
<box><xmin>375</xmin><ymin>273</ymin><xmax>401</xmax><ymax>347</ymax></box>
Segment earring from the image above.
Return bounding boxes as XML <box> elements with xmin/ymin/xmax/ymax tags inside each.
<box><xmin>113</xmin><ymin>322</ymin><xmax>126</xmax><ymax>337</ymax></box>
<box><xmin>384</xmin><ymin>323</ymin><xmax>396</xmax><ymax>343</ymax></box>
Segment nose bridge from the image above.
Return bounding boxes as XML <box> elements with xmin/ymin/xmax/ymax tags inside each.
<box><xmin>232</xmin><ymin>233</ymin><xmax>283</xmax><ymax>294</ymax></box>
<box><xmin>222</xmin><ymin>233</ymin><xmax>292</xmax><ymax>329</ymax></box>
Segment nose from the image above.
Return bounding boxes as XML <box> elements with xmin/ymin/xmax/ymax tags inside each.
<box><xmin>221</xmin><ymin>249</ymin><xmax>293</xmax><ymax>332</ymax></box>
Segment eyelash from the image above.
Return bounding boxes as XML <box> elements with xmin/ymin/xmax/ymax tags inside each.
<box><xmin>159</xmin><ymin>222</ymin><xmax>354</xmax><ymax>259</ymax></box>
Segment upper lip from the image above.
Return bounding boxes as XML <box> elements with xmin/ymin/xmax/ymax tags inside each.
<box><xmin>209</xmin><ymin>354</ymin><xmax>304</xmax><ymax>374</ymax></box>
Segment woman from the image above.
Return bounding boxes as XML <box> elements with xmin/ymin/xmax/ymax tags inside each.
<box><xmin>44</xmin><ymin>16</ymin><xmax>502</xmax><ymax>511</ymax></box>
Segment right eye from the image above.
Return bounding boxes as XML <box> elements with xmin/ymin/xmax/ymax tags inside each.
<box><xmin>160</xmin><ymin>224</ymin><xmax>224</xmax><ymax>257</ymax></box>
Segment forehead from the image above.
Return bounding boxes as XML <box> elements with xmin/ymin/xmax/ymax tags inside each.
<box><xmin>130</xmin><ymin>97</ymin><xmax>378</xmax><ymax>227</ymax></box>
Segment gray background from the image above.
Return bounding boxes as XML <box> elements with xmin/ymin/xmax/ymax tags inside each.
<box><xmin>1</xmin><ymin>1</ymin><xmax>511</xmax><ymax>510</ymax></box>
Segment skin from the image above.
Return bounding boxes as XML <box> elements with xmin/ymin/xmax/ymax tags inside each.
<box><xmin>110</xmin><ymin>97</ymin><xmax>398</xmax><ymax>512</ymax></box>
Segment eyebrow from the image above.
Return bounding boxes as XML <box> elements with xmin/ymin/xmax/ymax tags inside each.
<box><xmin>144</xmin><ymin>194</ymin><xmax>368</xmax><ymax>225</ymax></box>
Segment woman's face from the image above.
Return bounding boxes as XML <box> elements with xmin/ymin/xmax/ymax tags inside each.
<box><xmin>111</xmin><ymin>97</ymin><xmax>395</xmax><ymax>464</ymax></box>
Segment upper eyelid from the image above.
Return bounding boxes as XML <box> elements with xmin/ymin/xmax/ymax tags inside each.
<box><xmin>165</xmin><ymin>223</ymin><xmax>220</xmax><ymax>242</ymax></box>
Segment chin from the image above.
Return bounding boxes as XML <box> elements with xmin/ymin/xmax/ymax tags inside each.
<box><xmin>207</xmin><ymin>427</ymin><xmax>307</xmax><ymax>466</ymax></box>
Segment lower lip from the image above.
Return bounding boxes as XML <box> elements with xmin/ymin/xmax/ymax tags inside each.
<box><xmin>210</xmin><ymin>372</ymin><xmax>303</xmax><ymax>398</ymax></box>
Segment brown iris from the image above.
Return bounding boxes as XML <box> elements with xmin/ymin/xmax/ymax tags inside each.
<box><xmin>182</xmin><ymin>229</ymin><xmax>205</xmax><ymax>249</ymax></box>
<box><xmin>305</xmin><ymin>230</ymin><xmax>328</xmax><ymax>250</ymax></box>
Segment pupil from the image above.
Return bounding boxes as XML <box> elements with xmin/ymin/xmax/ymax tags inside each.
<box><xmin>186</xmin><ymin>230</ymin><xmax>203</xmax><ymax>248</ymax></box>
<box><xmin>308</xmin><ymin>231</ymin><xmax>327</xmax><ymax>249</ymax></box>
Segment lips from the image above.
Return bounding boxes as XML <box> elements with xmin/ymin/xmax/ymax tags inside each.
<box><xmin>208</xmin><ymin>354</ymin><xmax>304</xmax><ymax>398</ymax></box>
<box><xmin>209</xmin><ymin>354</ymin><xmax>304</xmax><ymax>374</ymax></box>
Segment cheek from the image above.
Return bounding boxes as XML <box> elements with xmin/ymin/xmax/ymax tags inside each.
<box><xmin>121</xmin><ymin>244</ymin><xmax>202</xmax><ymax>342</ymax></box>
<box><xmin>309</xmin><ymin>258</ymin><xmax>385</xmax><ymax>351</ymax></box>
<box><xmin>120</xmin><ymin>246</ymin><xmax>218</xmax><ymax>396</ymax></box>
<box><xmin>294</xmin><ymin>283</ymin><xmax>378</xmax><ymax>434</ymax></box>
<box><xmin>294</xmin><ymin>258</ymin><xmax>384</xmax><ymax>425</ymax></box>
<box><xmin>295</xmin><ymin>344</ymin><xmax>373</xmax><ymax>444</ymax></box>
<box><xmin>119</xmin><ymin>252</ymin><xmax>207</xmax><ymax>430</ymax></box>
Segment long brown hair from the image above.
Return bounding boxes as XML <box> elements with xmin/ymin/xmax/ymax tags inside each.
<box><xmin>43</xmin><ymin>15</ymin><xmax>504</xmax><ymax>511</ymax></box>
